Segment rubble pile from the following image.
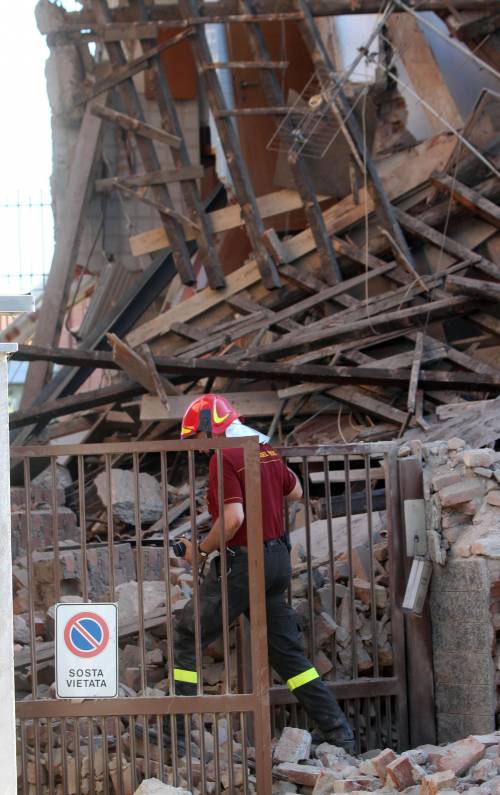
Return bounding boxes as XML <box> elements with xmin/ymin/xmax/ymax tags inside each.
<box><xmin>268</xmin><ymin>729</ymin><xmax>500</xmax><ymax>795</ymax></box>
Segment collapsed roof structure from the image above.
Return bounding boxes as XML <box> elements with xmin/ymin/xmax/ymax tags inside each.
<box><xmin>7</xmin><ymin>0</ymin><xmax>500</xmax><ymax>454</ymax></box>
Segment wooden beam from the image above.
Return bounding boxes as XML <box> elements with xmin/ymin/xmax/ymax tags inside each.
<box><xmin>10</xmin><ymin>382</ymin><xmax>145</xmax><ymax>430</ymax></box>
<box><xmin>111</xmin><ymin>179</ymin><xmax>199</xmax><ymax>228</ymax></box>
<box><xmin>95</xmin><ymin>165</ymin><xmax>204</xmax><ymax>191</ymax></box>
<box><xmin>407</xmin><ymin>332</ymin><xmax>424</xmax><ymax>413</ymax></box>
<box><xmin>431</xmin><ymin>173</ymin><xmax>500</xmax><ymax>228</ymax></box>
<box><xmin>20</xmin><ymin>96</ymin><xmax>107</xmax><ymax>409</ymax></box>
<box><xmin>90</xmin><ymin>103</ymin><xmax>181</xmax><ymax>147</ymax></box>
<box><xmin>445</xmin><ymin>274</ymin><xmax>500</xmax><ymax>301</ymax></box>
<box><xmin>41</xmin><ymin>2</ymin><xmax>500</xmax><ymax>35</ymax></box>
<box><xmin>107</xmin><ymin>333</ymin><xmax>180</xmax><ymax>395</ymax></box>
<box><xmin>128</xmin><ymin>189</ymin><xmax>331</xmax><ymax>256</ymax></box>
<box><xmin>73</xmin><ymin>30</ymin><xmax>194</xmax><ymax>106</ymax></box>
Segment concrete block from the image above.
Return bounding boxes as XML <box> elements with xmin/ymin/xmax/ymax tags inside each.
<box><xmin>274</xmin><ymin>728</ymin><xmax>312</xmax><ymax>764</ymax></box>
<box><xmin>437</xmin><ymin>714</ymin><xmax>496</xmax><ymax>744</ymax></box>
<box><xmin>433</xmin><ymin>650</ymin><xmax>494</xmax><ymax>686</ymax></box>
<box><xmin>432</xmin><ymin>619</ymin><xmax>491</xmax><ymax>653</ymax></box>
<box><xmin>431</xmin><ymin>558</ymin><xmax>490</xmax><ymax>592</ymax></box>
<box><xmin>430</xmin><ymin>590</ymin><xmax>489</xmax><ymax>624</ymax></box>
<box><xmin>436</xmin><ymin>684</ymin><xmax>495</xmax><ymax>715</ymax></box>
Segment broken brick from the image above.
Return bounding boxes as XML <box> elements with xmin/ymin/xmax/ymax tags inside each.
<box><xmin>371</xmin><ymin>748</ymin><xmax>398</xmax><ymax>781</ymax></box>
<box><xmin>274</xmin><ymin>728</ymin><xmax>312</xmax><ymax>764</ymax></box>
<box><xmin>333</xmin><ymin>777</ymin><xmax>377</xmax><ymax>792</ymax></box>
<box><xmin>386</xmin><ymin>755</ymin><xmax>417</xmax><ymax>790</ymax></box>
<box><xmin>429</xmin><ymin>736</ymin><xmax>485</xmax><ymax>776</ymax></box>
<box><xmin>420</xmin><ymin>770</ymin><xmax>457</xmax><ymax>795</ymax></box>
<box><xmin>275</xmin><ymin>762</ymin><xmax>323</xmax><ymax>787</ymax></box>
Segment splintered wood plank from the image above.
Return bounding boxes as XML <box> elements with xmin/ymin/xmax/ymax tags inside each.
<box><xmin>445</xmin><ymin>274</ymin><xmax>500</xmax><ymax>301</ymax></box>
<box><xmin>128</xmin><ymin>189</ymin><xmax>331</xmax><ymax>256</ymax></box>
<box><xmin>20</xmin><ymin>96</ymin><xmax>107</xmax><ymax>409</ymax></box>
<box><xmin>107</xmin><ymin>333</ymin><xmax>180</xmax><ymax>395</ymax></box>
<box><xmin>73</xmin><ymin>30</ymin><xmax>194</xmax><ymax>106</ymax></box>
<box><xmin>140</xmin><ymin>390</ymin><xmax>282</xmax><ymax>420</ymax></box>
<box><xmin>95</xmin><ymin>165</ymin><xmax>204</xmax><ymax>191</ymax></box>
<box><xmin>407</xmin><ymin>332</ymin><xmax>424</xmax><ymax>413</ymax></box>
<box><xmin>90</xmin><ymin>103</ymin><xmax>181</xmax><ymax>147</ymax></box>
<box><xmin>126</xmin><ymin>258</ymin><xmax>262</xmax><ymax>347</ymax></box>
<box><xmin>386</xmin><ymin>14</ymin><xmax>462</xmax><ymax>135</ymax></box>
<box><xmin>431</xmin><ymin>173</ymin><xmax>500</xmax><ymax>228</ymax></box>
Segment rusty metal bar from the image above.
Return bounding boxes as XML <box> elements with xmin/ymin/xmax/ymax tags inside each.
<box><xmin>105</xmin><ymin>455</ymin><xmax>116</xmax><ymax>598</ymax></box>
<box><xmin>323</xmin><ymin>453</ymin><xmax>336</xmax><ymax>678</ymax></box>
<box><xmin>77</xmin><ymin>456</ymin><xmax>88</xmax><ymax>601</ymax></box>
<box><xmin>384</xmin><ymin>448</ymin><xmax>409</xmax><ymax>750</ymax></box>
<box><xmin>243</xmin><ymin>437</ymin><xmax>272</xmax><ymax>795</ymax></box>
<box><xmin>345</xmin><ymin>455</ymin><xmax>358</xmax><ymax>678</ymax></box>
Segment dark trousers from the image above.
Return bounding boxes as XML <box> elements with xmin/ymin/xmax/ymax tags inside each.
<box><xmin>173</xmin><ymin>539</ymin><xmax>346</xmax><ymax>734</ymax></box>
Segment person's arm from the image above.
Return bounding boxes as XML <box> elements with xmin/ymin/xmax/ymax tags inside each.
<box><xmin>180</xmin><ymin>503</ymin><xmax>244</xmax><ymax>565</ymax></box>
<box><xmin>285</xmin><ymin>468</ymin><xmax>303</xmax><ymax>502</ymax></box>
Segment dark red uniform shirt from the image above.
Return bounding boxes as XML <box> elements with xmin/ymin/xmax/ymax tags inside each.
<box><xmin>207</xmin><ymin>443</ymin><xmax>296</xmax><ymax>547</ymax></box>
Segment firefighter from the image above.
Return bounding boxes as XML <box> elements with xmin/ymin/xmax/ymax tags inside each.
<box><xmin>173</xmin><ymin>394</ymin><xmax>355</xmax><ymax>752</ymax></box>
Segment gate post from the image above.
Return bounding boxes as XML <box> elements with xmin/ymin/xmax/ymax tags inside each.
<box><xmin>0</xmin><ymin>345</ymin><xmax>20</xmax><ymax>792</ymax></box>
<box><xmin>0</xmin><ymin>295</ymin><xmax>34</xmax><ymax>790</ymax></box>
<box><xmin>399</xmin><ymin>456</ymin><xmax>437</xmax><ymax>746</ymax></box>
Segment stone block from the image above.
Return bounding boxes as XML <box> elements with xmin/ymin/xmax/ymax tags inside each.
<box><xmin>439</xmin><ymin>480</ymin><xmax>484</xmax><ymax>508</ymax></box>
<box><xmin>371</xmin><ymin>748</ymin><xmax>397</xmax><ymax>780</ymax></box>
<box><xmin>333</xmin><ymin>778</ymin><xmax>376</xmax><ymax>792</ymax></box>
<box><xmin>432</xmin><ymin>619</ymin><xmax>491</xmax><ymax>654</ymax></box>
<box><xmin>133</xmin><ymin>779</ymin><xmax>191</xmax><ymax>794</ymax></box>
<box><xmin>274</xmin><ymin>728</ymin><xmax>312</xmax><ymax>764</ymax></box>
<box><xmin>429</xmin><ymin>736</ymin><xmax>486</xmax><ymax>775</ymax></box>
<box><xmin>431</xmin><ymin>558</ymin><xmax>490</xmax><ymax>592</ymax></box>
<box><xmin>432</xmin><ymin>472</ymin><xmax>463</xmax><ymax>492</ymax></box>
<box><xmin>386</xmin><ymin>756</ymin><xmax>416</xmax><ymax>790</ymax></box>
<box><xmin>461</xmin><ymin>450</ymin><xmax>494</xmax><ymax>468</ymax></box>
<box><xmin>94</xmin><ymin>468</ymin><xmax>163</xmax><ymax>526</ymax></box>
<box><xmin>11</xmin><ymin>507</ymin><xmax>79</xmax><ymax>557</ymax></box>
<box><xmin>275</xmin><ymin>763</ymin><xmax>323</xmax><ymax>787</ymax></box>
<box><xmin>420</xmin><ymin>771</ymin><xmax>457</xmax><ymax>795</ymax></box>
<box><xmin>470</xmin><ymin>758</ymin><xmax>498</xmax><ymax>782</ymax></box>
<box><xmin>447</xmin><ymin>438</ymin><xmax>465</xmax><ymax>451</ymax></box>
<box><xmin>433</xmin><ymin>650</ymin><xmax>494</xmax><ymax>686</ymax></box>
<box><xmin>313</xmin><ymin>771</ymin><xmax>342</xmax><ymax>794</ymax></box>
<box><xmin>471</xmin><ymin>536</ymin><xmax>500</xmax><ymax>558</ymax></box>
<box><xmin>487</xmin><ymin>491</ymin><xmax>500</xmax><ymax>507</ymax></box>
<box><xmin>436</xmin><ymin>684</ymin><xmax>495</xmax><ymax>715</ymax></box>
<box><xmin>430</xmin><ymin>590</ymin><xmax>489</xmax><ymax>624</ymax></box>
<box><xmin>437</xmin><ymin>714</ymin><xmax>495</xmax><ymax>744</ymax></box>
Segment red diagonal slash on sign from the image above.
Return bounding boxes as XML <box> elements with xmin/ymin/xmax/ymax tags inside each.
<box><xmin>74</xmin><ymin>619</ymin><xmax>100</xmax><ymax>650</ymax></box>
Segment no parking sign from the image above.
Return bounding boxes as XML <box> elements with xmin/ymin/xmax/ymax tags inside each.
<box><xmin>55</xmin><ymin>603</ymin><xmax>118</xmax><ymax>698</ymax></box>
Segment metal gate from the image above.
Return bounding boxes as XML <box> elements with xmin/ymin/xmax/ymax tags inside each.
<box><xmin>11</xmin><ymin>438</ymin><xmax>430</xmax><ymax>793</ymax></box>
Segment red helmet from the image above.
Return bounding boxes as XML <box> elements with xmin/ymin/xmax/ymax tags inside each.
<box><xmin>181</xmin><ymin>394</ymin><xmax>239</xmax><ymax>439</ymax></box>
